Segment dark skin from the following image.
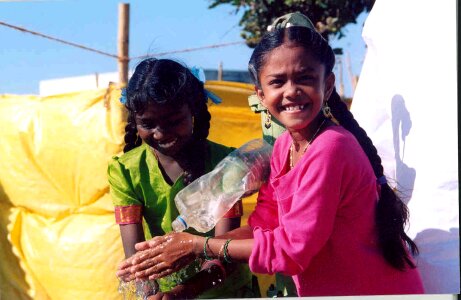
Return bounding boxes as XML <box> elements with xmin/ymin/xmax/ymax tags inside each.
<box><xmin>117</xmin><ymin>226</ymin><xmax>255</xmax><ymax>282</ymax></box>
<box><xmin>117</xmin><ymin>43</ymin><xmax>336</xmax><ymax>284</ymax></box>
<box><xmin>118</xmin><ymin>101</ymin><xmax>242</xmax><ymax>298</ymax></box>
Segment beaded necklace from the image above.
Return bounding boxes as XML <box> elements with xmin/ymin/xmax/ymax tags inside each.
<box><xmin>289</xmin><ymin>118</ymin><xmax>327</xmax><ymax>169</ymax></box>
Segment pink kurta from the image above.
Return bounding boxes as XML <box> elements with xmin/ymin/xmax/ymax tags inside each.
<box><xmin>248</xmin><ymin>126</ymin><xmax>424</xmax><ymax>296</ymax></box>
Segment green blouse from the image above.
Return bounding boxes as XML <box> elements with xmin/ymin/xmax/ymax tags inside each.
<box><xmin>108</xmin><ymin>141</ymin><xmax>254</xmax><ymax>298</ymax></box>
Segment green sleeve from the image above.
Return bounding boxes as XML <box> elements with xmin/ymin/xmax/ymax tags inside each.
<box><xmin>107</xmin><ymin>156</ymin><xmax>142</xmax><ymax>206</ymax></box>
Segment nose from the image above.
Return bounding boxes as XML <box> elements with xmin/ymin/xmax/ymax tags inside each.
<box><xmin>284</xmin><ymin>82</ymin><xmax>299</xmax><ymax>99</ymax></box>
<box><xmin>152</xmin><ymin>126</ymin><xmax>165</xmax><ymax>140</ymax></box>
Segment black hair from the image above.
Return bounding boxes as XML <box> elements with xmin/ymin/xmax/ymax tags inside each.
<box><xmin>249</xmin><ymin>26</ymin><xmax>418</xmax><ymax>270</ymax></box>
<box><xmin>249</xmin><ymin>27</ymin><xmax>335</xmax><ymax>88</ymax></box>
<box><xmin>123</xmin><ymin>58</ymin><xmax>211</xmax><ymax>185</ymax></box>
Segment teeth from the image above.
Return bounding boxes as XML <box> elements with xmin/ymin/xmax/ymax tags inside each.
<box><xmin>284</xmin><ymin>104</ymin><xmax>304</xmax><ymax>111</ymax></box>
<box><xmin>159</xmin><ymin>139</ymin><xmax>177</xmax><ymax>147</ymax></box>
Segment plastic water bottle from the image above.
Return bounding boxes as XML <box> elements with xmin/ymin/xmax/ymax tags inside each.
<box><xmin>171</xmin><ymin>139</ymin><xmax>272</xmax><ymax>233</ymax></box>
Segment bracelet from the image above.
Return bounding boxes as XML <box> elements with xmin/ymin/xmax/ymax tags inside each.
<box><xmin>223</xmin><ymin>239</ymin><xmax>232</xmax><ymax>263</ymax></box>
<box><xmin>203</xmin><ymin>236</ymin><xmax>212</xmax><ymax>260</ymax></box>
<box><xmin>218</xmin><ymin>241</ymin><xmax>226</xmax><ymax>261</ymax></box>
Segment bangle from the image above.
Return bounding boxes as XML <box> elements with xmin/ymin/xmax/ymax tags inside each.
<box><xmin>218</xmin><ymin>241</ymin><xmax>225</xmax><ymax>261</ymax></box>
<box><xmin>223</xmin><ymin>239</ymin><xmax>232</xmax><ymax>263</ymax></box>
<box><xmin>203</xmin><ymin>236</ymin><xmax>212</xmax><ymax>260</ymax></box>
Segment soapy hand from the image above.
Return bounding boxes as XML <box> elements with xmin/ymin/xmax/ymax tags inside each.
<box><xmin>116</xmin><ymin>255</ymin><xmax>137</xmax><ymax>282</ymax></box>
<box><xmin>126</xmin><ymin>232</ymin><xmax>198</xmax><ymax>281</ymax></box>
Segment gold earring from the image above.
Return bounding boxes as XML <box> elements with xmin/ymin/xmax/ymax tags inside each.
<box><xmin>264</xmin><ymin>110</ymin><xmax>272</xmax><ymax>129</ymax></box>
<box><xmin>322</xmin><ymin>102</ymin><xmax>333</xmax><ymax>119</ymax></box>
<box><xmin>322</xmin><ymin>102</ymin><xmax>340</xmax><ymax>125</ymax></box>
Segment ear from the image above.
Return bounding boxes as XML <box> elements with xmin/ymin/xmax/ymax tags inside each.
<box><xmin>324</xmin><ymin>72</ymin><xmax>336</xmax><ymax>100</ymax></box>
<box><xmin>255</xmin><ymin>85</ymin><xmax>266</xmax><ymax>105</ymax></box>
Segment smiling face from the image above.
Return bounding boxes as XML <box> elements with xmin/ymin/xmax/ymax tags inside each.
<box><xmin>135</xmin><ymin>102</ymin><xmax>194</xmax><ymax>157</ymax></box>
<box><xmin>256</xmin><ymin>43</ymin><xmax>335</xmax><ymax>132</ymax></box>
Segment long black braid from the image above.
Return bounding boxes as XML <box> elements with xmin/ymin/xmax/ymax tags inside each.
<box><xmin>249</xmin><ymin>26</ymin><xmax>418</xmax><ymax>270</ymax></box>
<box><xmin>123</xmin><ymin>111</ymin><xmax>142</xmax><ymax>153</ymax></box>
<box><xmin>123</xmin><ymin>58</ymin><xmax>211</xmax><ymax>185</ymax></box>
<box><xmin>328</xmin><ymin>89</ymin><xmax>418</xmax><ymax>269</ymax></box>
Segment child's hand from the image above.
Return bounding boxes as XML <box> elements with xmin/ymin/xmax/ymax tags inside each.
<box><xmin>116</xmin><ymin>256</ymin><xmax>136</xmax><ymax>282</ymax></box>
<box><xmin>130</xmin><ymin>232</ymin><xmax>199</xmax><ymax>280</ymax></box>
<box><xmin>146</xmin><ymin>285</ymin><xmax>194</xmax><ymax>300</ymax></box>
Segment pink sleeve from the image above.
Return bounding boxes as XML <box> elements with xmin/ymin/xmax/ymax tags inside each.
<box><xmin>248</xmin><ymin>134</ymin><xmax>287</xmax><ymax>230</ymax></box>
<box><xmin>249</xmin><ymin>135</ymin><xmax>348</xmax><ymax>276</ymax></box>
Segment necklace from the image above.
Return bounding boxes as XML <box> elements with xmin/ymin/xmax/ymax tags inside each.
<box><xmin>289</xmin><ymin>118</ymin><xmax>327</xmax><ymax>169</ymax></box>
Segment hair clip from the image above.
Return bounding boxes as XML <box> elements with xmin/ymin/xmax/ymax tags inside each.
<box><xmin>119</xmin><ymin>88</ymin><xmax>127</xmax><ymax>104</ymax></box>
<box><xmin>268</xmin><ymin>12</ymin><xmax>315</xmax><ymax>32</ymax></box>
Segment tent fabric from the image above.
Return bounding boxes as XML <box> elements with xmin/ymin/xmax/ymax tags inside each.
<box><xmin>0</xmin><ymin>81</ymin><xmax>273</xmax><ymax>299</ymax></box>
<box><xmin>351</xmin><ymin>0</ymin><xmax>459</xmax><ymax>294</ymax></box>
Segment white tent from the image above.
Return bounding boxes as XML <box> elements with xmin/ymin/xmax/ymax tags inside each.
<box><xmin>351</xmin><ymin>0</ymin><xmax>459</xmax><ymax>294</ymax></box>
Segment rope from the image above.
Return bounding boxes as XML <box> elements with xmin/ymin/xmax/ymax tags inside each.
<box><xmin>130</xmin><ymin>41</ymin><xmax>246</xmax><ymax>61</ymax></box>
<box><xmin>0</xmin><ymin>20</ymin><xmax>245</xmax><ymax>62</ymax></box>
<box><xmin>0</xmin><ymin>20</ymin><xmax>121</xmax><ymax>60</ymax></box>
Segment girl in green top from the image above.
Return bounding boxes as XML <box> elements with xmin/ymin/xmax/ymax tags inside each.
<box><xmin>108</xmin><ymin>58</ymin><xmax>256</xmax><ymax>298</ymax></box>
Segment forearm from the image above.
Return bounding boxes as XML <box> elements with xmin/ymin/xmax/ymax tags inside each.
<box><xmin>120</xmin><ymin>223</ymin><xmax>145</xmax><ymax>258</ymax></box>
<box><xmin>193</xmin><ymin>235</ymin><xmax>254</xmax><ymax>263</ymax></box>
<box><xmin>215</xmin><ymin>225</ymin><xmax>254</xmax><ymax>240</ymax></box>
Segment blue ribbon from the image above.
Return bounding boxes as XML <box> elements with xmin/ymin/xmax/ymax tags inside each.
<box><xmin>189</xmin><ymin>66</ymin><xmax>222</xmax><ymax>104</ymax></box>
<box><xmin>119</xmin><ymin>87</ymin><xmax>127</xmax><ymax>104</ymax></box>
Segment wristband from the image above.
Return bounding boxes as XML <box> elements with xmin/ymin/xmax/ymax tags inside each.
<box><xmin>223</xmin><ymin>239</ymin><xmax>232</xmax><ymax>263</ymax></box>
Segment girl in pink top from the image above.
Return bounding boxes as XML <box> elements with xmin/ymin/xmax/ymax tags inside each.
<box><xmin>118</xmin><ymin>12</ymin><xmax>424</xmax><ymax>297</ymax></box>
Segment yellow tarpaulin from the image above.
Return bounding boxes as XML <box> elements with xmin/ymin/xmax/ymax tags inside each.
<box><xmin>0</xmin><ymin>81</ymin><xmax>274</xmax><ymax>300</ymax></box>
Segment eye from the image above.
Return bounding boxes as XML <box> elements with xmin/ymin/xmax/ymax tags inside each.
<box><xmin>297</xmin><ymin>73</ymin><xmax>316</xmax><ymax>84</ymax></box>
<box><xmin>298</xmin><ymin>74</ymin><xmax>315</xmax><ymax>83</ymax></box>
<box><xmin>268</xmin><ymin>78</ymin><xmax>284</xmax><ymax>87</ymax></box>
<box><xmin>166</xmin><ymin>115</ymin><xmax>188</xmax><ymax>127</ymax></box>
<box><xmin>139</xmin><ymin>122</ymin><xmax>155</xmax><ymax>130</ymax></box>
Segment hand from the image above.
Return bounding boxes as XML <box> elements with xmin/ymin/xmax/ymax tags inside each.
<box><xmin>130</xmin><ymin>232</ymin><xmax>199</xmax><ymax>280</ymax></box>
<box><xmin>146</xmin><ymin>285</ymin><xmax>195</xmax><ymax>300</ymax></box>
<box><xmin>147</xmin><ymin>292</ymin><xmax>167</xmax><ymax>300</ymax></box>
<box><xmin>116</xmin><ymin>256</ymin><xmax>136</xmax><ymax>282</ymax></box>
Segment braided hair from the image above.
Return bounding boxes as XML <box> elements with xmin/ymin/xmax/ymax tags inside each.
<box><xmin>249</xmin><ymin>26</ymin><xmax>418</xmax><ymax>270</ymax></box>
<box><xmin>123</xmin><ymin>58</ymin><xmax>211</xmax><ymax>185</ymax></box>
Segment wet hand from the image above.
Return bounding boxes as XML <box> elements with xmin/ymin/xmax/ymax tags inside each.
<box><xmin>146</xmin><ymin>285</ymin><xmax>193</xmax><ymax>300</ymax></box>
<box><xmin>116</xmin><ymin>256</ymin><xmax>136</xmax><ymax>282</ymax></box>
<box><xmin>131</xmin><ymin>232</ymin><xmax>199</xmax><ymax>280</ymax></box>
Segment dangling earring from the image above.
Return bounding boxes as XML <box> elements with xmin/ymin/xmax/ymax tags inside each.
<box><xmin>322</xmin><ymin>102</ymin><xmax>333</xmax><ymax>119</ymax></box>
<box><xmin>322</xmin><ymin>102</ymin><xmax>339</xmax><ymax>125</ymax></box>
<box><xmin>264</xmin><ymin>110</ymin><xmax>272</xmax><ymax>129</ymax></box>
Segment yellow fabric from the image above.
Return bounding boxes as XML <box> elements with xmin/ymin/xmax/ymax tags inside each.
<box><xmin>0</xmin><ymin>81</ymin><xmax>275</xmax><ymax>300</ymax></box>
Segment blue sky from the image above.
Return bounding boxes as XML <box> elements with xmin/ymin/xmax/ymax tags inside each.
<box><xmin>0</xmin><ymin>0</ymin><xmax>368</xmax><ymax>97</ymax></box>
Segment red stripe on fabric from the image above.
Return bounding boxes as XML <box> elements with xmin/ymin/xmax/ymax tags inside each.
<box><xmin>114</xmin><ymin>205</ymin><xmax>142</xmax><ymax>224</ymax></box>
